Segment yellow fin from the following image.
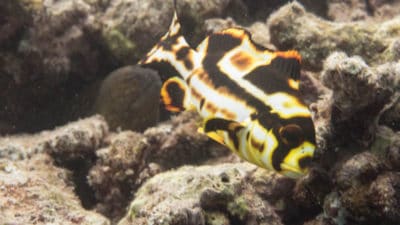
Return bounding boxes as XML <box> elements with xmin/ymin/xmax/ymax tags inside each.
<box><xmin>205</xmin><ymin>131</ymin><xmax>225</xmax><ymax>145</ymax></box>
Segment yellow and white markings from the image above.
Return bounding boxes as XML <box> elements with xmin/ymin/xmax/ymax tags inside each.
<box><xmin>139</xmin><ymin>9</ymin><xmax>317</xmax><ymax>178</ymax></box>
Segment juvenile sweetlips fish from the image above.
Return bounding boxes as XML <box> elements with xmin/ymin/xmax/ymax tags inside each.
<box><xmin>139</xmin><ymin>11</ymin><xmax>316</xmax><ymax>178</ymax></box>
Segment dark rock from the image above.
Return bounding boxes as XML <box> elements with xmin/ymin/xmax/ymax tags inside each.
<box><xmin>0</xmin><ymin>0</ymin><xmax>117</xmax><ymax>134</ymax></box>
<box><xmin>387</xmin><ymin>137</ymin><xmax>400</xmax><ymax>169</ymax></box>
<box><xmin>335</xmin><ymin>152</ymin><xmax>384</xmax><ymax>190</ymax></box>
<box><xmin>293</xmin><ymin>169</ymin><xmax>331</xmax><ymax>222</ymax></box>
<box><xmin>319</xmin><ymin>52</ymin><xmax>392</xmax><ymax>146</ymax></box>
<box><xmin>322</xmin><ymin>192</ymin><xmax>347</xmax><ymax>225</ymax></box>
<box><xmin>88</xmin><ymin>111</ymin><xmax>231</xmax><ymax>220</ymax></box>
<box><xmin>0</xmin><ymin>1</ymin><xmax>29</xmax><ymax>47</ymax></box>
<box><xmin>368</xmin><ymin>172</ymin><xmax>400</xmax><ymax>224</ymax></box>
<box><xmin>93</xmin><ymin>65</ymin><xmax>161</xmax><ymax>132</ymax></box>
<box><xmin>100</xmin><ymin>0</ymin><xmax>242</xmax><ymax>61</ymax></box>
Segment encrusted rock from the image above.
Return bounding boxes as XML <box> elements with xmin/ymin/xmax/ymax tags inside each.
<box><xmin>327</xmin><ymin>0</ymin><xmax>369</xmax><ymax>22</ymax></box>
<box><xmin>317</xmin><ymin>150</ymin><xmax>400</xmax><ymax>224</ymax></box>
<box><xmin>367</xmin><ymin>172</ymin><xmax>400</xmax><ymax>223</ymax></box>
<box><xmin>118</xmin><ymin>163</ymin><xmax>284</xmax><ymax>225</ymax></box>
<box><xmin>88</xmin><ymin>111</ymin><xmax>231</xmax><ymax>220</ymax></box>
<box><xmin>387</xmin><ymin>136</ymin><xmax>400</xmax><ymax>169</ymax></box>
<box><xmin>267</xmin><ymin>2</ymin><xmax>400</xmax><ymax>71</ymax></box>
<box><xmin>0</xmin><ymin>0</ymin><xmax>116</xmax><ymax>134</ymax></box>
<box><xmin>0</xmin><ymin>115</ymin><xmax>108</xmax><ymax>161</ymax></box>
<box><xmin>0</xmin><ymin>154</ymin><xmax>110</xmax><ymax>225</ymax></box>
<box><xmin>335</xmin><ymin>152</ymin><xmax>384</xmax><ymax>190</ymax></box>
<box><xmin>317</xmin><ymin>52</ymin><xmax>394</xmax><ymax>146</ymax></box>
<box><xmin>100</xmin><ymin>0</ymin><xmax>243</xmax><ymax>62</ymax></box>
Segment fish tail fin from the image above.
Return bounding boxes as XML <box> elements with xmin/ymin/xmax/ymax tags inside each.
<box><xmin>139</xmin><ymin>10</ymin><xmax>197</xmax><ymax>80</ymax></box>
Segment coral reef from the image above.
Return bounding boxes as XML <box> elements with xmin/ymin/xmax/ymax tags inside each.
<box><xmin>267</xmin><ymin>2</ymin><xmax>400</xmax><ymax>71</ymax></box>
<box><xmin>118</xmin><ymin>163</ymin><xmax>285</xmax><ymax>225</ymax></box>
<box><xmin>88</xmin><ymin>111</ymin><xmax>231</xmax><ymax>220</ymax></box>
<box><xmin>318</xmin><ymin>52</ymin><xmax>393</xmax><ymax>147</ymax></box>
<box><xmin>100</xmin><ymin>0</ymin><xmax>246</xmax><ymax>61</ymax></box>
<box><xmin>0</xmin><ymin>154</ymin><xmax>110</xmax><ymax>225</ymax></box>
<box><xmin>0</xmin><ymin>0</ymin><xmax>116</xmax><ymax>134</ymax></box>
<box><xmin>328</xmin><ymin>0</ymin><xmax>400</xmax><ymax>22</ymax></box>
<box><xmin>2</xmin><ymin>0</ymin><xmax>400</xmax><ymax>225</ymax></box>
<box><xmin>0</xmin><ymin>115</ymin><xmax>108</xmax><ymax>161</ymax></box>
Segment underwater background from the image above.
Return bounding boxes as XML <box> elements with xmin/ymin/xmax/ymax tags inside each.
<box><xmin>1</xmin><ymin>0</ymin><xmax>400</xmax><ymax>224</ymax></box>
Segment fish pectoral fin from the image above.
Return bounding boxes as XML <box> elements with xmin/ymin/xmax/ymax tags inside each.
<box><xmin>161</xmin><ymin>77</ymin><xmax>191</xmax><ymax>112</ymax></box>
<box><xmin>203</xmin><ymin>118</ymin><xmax>245</xmax><ymax>149</ymax></box>
<box><xmin>199</xmin><ymin>126</ymin><xmax>224</xmax><ymax>144</ymax></box>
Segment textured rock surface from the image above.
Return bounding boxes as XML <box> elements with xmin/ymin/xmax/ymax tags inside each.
<box><xmin>118</xmin><ymin>163</ymin><xmax>285</xmax><ymax>225</ymax></box>
<box><xmin>2</xmin><ymin>1</ymin><xmax>400</xmax><ymax>225</ymax></box>
<box><xmin>267</xmin><ymin>2</ymin><xmax>400</xmax><ymax>71</ymax></box>
<box><xmin>328</xmin><ymin>0</ymin><xmax>400</xmax><ymax>22</ymax></box>
<box><xmin>0</xmin><ymin>154</ymin><xmax>110</xmax><ymax>225</ymax></box>
<box><xmin>0</xmin><ymin>0</ymin><xmax>116</xmax><ymax>134</ymax></box>
<box><xmin>317</xmin><ymin>52</ymin><xmax>394</xmax><ymax>147</ymax></box>
<box><xmin>0</xmin><ymin>115</ymin><xmax>108</xmax><ymax>161</ymax></box>
<box><xmin>88</xmin><ymin>111</ymin><xmax>231</xmax><ymax>220</ymax></box>
<box><xmin>100</xmin><ymin>0</ymin><xmax>246</xmax><ymax>62</ymax></box>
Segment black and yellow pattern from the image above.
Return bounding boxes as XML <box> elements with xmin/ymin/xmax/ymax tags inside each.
<box><xmin>139</xmin><ymin>11</ymin><xmax>316</xmax><ymax>178</ymax></box>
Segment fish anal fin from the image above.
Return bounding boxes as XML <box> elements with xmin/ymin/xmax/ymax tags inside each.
<box><xmin>161</xmin><ymin>77</ymin><xmax>190</xmax><ymax>112</ymax></box>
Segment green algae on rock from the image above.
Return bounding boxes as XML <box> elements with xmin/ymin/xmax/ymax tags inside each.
<box><xmin>100</xmin><ymin>0</ymin><xmax>242</xmax><ymax>62</ymax></box>
<box><xmin>118</xmin><ymin>163</ymin><xmax>285</xmax><ymax>225</ymax></box>
<box><xmin>267</xmin><ymin>2</ymin><xmax>400</xmax><ymax>71</ymax></box>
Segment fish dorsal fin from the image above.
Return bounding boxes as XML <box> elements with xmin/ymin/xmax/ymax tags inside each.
<box><xmin>161</xmin><ymin>76</ymin><xmax>192</xmax><ymax>112</ymax></box>
<box><xmin>139</xmin><ymin>10</ymin><xmax>198</xmax><ymax>80</ymax></box>
<box><xmin>243</xmin><ymin>51</ymin><xmax>302</xmax><ymax>95</ymax></box>
<box><xmin>268</xmin><ymin>51</ymin><xmax>301</xmax><ymax>81</ymax></box>
<box><xmin>196</xmin><ymin>27</ymin><xmax>302</xmax><ymax>94</ymax></box>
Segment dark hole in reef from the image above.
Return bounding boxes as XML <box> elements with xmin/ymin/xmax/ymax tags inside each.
<box><xmin>51</xmin><ymin>152</ymin><xmax>98</xmax><ymax>209</ymax></box>
<box><xmin>220</xmin><ymin>173</ymin><xmax>230</xmax><ymax>183</ymax></box>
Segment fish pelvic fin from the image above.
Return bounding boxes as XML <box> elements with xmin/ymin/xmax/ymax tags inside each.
<box><xmin>203</xmin><ymin>117</ymin><xmax>246</xmax><ymax>152</ymax></box>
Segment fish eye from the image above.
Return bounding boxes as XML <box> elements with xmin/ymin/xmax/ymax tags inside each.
<box><xmin>279</xmin><ymin>124</ymin><xmax>304</xmax><ymax>147</ymax></box>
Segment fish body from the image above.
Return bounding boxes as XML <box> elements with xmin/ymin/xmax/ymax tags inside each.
<box><xmin>139</xmin><ymin>12</ymin><xmax>316</xmax><ymax>178</ymax></box>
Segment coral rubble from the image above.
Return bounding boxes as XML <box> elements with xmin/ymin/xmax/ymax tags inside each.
<box><xmin>118</xmin><ymin>163</ymin><xmax>284</xmax><ymax>225</ymax></box>
<box><xmin>0</xmin><ymin>154</ymin><xmax>110</xmax><ymax>225</ymax></box>
<box><xmin>1</xmin><ymin>1</ymin><xmax>400</xmax><ymax>225</ymax></box>
<box><xmin>267</xmin><ymin>2</ymin><xmax>400</xmax><ymax>71</ymax></box>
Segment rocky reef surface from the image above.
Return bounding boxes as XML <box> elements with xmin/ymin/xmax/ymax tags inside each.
<box><xmin>1</xmin><ymin>0</ymin><xmax>400</xmax><ymax>225</ymax></box>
